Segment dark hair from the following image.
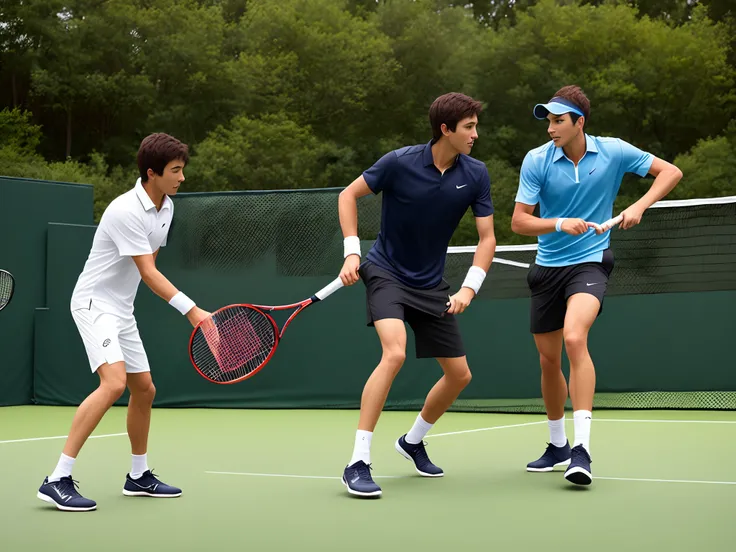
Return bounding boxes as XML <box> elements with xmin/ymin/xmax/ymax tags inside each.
<box><xmin>137</xmin><ymin>133</ymin><xmax>189</xmax><ymax>182</ymax></box>
<box><xmin>551</xmin><ymin>85</ymin><xmax>590</xmax><ymax>128</ymax></box>
<box><xmin>429</xmin><ymin>92</ymin><xmax>483</xmax><ymax>140</ymax></box>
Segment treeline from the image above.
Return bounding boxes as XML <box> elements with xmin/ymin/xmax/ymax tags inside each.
<box><xmin>1</xmin><ymin>0</ymin><xmax>734</xmax><ymax>243</ymax></box>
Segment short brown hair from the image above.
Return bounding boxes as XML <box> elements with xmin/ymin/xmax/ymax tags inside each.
<box><xmin>137</xmin><ymin>133</ymin><xmax>189</xmax><ymax>182</ymax></box>
<box><xmin>552</xmin><ymin>85</ymin><xmax>590</xmax><ymax>127</ymax></box>
<box><xmin>429</xmin><ymin>92</ymin><xmax>483</xmax><ymax>140</ymax></box>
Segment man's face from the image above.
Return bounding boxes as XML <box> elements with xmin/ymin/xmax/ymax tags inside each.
<box><xmin>546</xmin><ymin>112</ymin><xmax>583</xmax><ymax>148</ymax></box>
<box><xmin>446</xmin><ymin>115</ymin><xmax>479</xmax><ymax>155</ymax></box>
<box><xmin>148</xmin><ymin>159</ymin><xmax>186</xmax><ymax>196</ymax></box>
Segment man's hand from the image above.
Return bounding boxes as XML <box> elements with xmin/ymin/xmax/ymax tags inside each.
<box><xmin>339</xmin><ymin>255</ymin><xmax>361</xmax><ymax>286</ymax></box>
<box><xmin>446</xmin><ymin>287</ymin><xmax>475</xmax><ymax>315</ymax></box>
<box><xmin>186</xmin><ymin>306</ymin><xmax>211</xmax><ymax>328</ymax></box>
<box><xmin>619</xmin><ymin>204</ymin><xmax>646</xmax><ymax>230</ymax></box>
<box><xmin>561</xmin><ymin>218</ymin><xmax>591</xmax><ymax>235</ymax></box>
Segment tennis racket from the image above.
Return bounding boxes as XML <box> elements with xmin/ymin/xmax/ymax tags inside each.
<box><xmin>0</xmin><ymin>270</ymin><xmax>15</xmax><ymax>312</ymax></box>
<box><xmin>189</xmin><ymin>276</ymin><xmax>345</xmax><ymax>384</ymax></box>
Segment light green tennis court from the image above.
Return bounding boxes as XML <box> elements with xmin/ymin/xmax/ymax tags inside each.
<box><xmin>3</xmin><ymin>406</ymin><xmax>734</xmax><ymax>551</ymax></box>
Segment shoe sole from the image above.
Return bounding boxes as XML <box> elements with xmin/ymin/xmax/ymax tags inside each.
<box><xmin>526</xmin><ymin>459</ymin><xmax>571</xmax><ymax>472</ymax></box>
<box><xmin>341</xmin><ymin>476</ymin><xmax>382</xmax><ymax>497</ymax></box>
<box><xmin>37</xmin><ymin>492</ymin><xmax>97</xmax><ymax>511</ymax></box>
<box><xmin>394</xmin><ymin>440</ymin><xmax>444</xmax><ymax>477</ymax></box>
<box><xmin>123</xmin><ymin>489</ymin><xmax>182</xmax><ymax>497</ymax></box>
<box><xmin>564</xmin><ymin>466</ymin><xmax>593</xmax><ymax>486</ymax></box>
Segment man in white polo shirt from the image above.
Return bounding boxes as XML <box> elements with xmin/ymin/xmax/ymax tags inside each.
<box><xmin>37</xmin><ymin>133</ymin><xmax>209</xmax><ymax>511</ymax></box>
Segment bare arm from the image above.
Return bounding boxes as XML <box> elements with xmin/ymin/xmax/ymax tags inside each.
<box><xmin>338</xmin><ymin>176</ymin><xmax>374</xmax><ymax>286</ymax></box>
<box><xmin>618</xmin><ymin>157</ymin><xmax>683</xmax><ymax>229</ymax></box>
<box><xmin>470</xmin><ymin>215</ymin><xmax>496</xmax><ymax>274</ymax></box>
<box><xmin>132</xmin><ymin>254</ymin><xmax>209</xmax><ymax>326</ymax></box>
<box><xmin>511</xmin><ymin>203</ymin><xmax>592</xmax><ymax>237</ymax></box>
<box><xmin>511</xmin><ymin>203</ymin><xmax>556</xmax><ymax>236</ymax></box>
<box><xmin>338</xmin><ymin>175</ymin><xmax>373</xmax><ymax>238</ymax></box>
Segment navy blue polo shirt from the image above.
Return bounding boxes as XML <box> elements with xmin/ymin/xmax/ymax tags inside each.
<box><xmin>363</xmin><ymin>141</ymin><xmax>494</xmax><ymax>289</ymax></box>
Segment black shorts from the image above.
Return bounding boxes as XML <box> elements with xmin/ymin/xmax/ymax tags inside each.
<box><xmin>527</xmin><ymin>249</ymin><xmax>615</xmax><ymax>334</ymax></box>
<box><xmin>358</xmin><ymin>261</ymin><xmax>465</xmax><ymax>359</ymax></box>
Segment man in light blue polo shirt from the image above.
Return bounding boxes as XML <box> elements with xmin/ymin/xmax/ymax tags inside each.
<box><xmin>512</xmin><ymin>85</ymin><xmax>682</xmax><ymax>486</ymax></box>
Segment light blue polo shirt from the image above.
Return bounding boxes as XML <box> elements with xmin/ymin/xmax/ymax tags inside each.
<box><xmin>516</xmin><ymin>135</ymin><xmax>653</xmax><ymax>267</ymax></box>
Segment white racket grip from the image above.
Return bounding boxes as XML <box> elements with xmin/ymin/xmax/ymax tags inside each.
<box><xmin>600</xmin><ymin>214</ymin><xmax>623</xmax><ymax>232</ymax></box>
<box><xmin>314</xmin><ymin>277</ymin><xmax>345</xmax><ymax>302</ymax></box>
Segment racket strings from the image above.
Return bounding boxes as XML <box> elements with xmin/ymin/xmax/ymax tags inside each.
<box><xmin>0</xmin><ymin>272</ymin><xmax>13</xmax><ymax>308</ymax></box>
<box><xmin>191</xmin><ymin>306</ymin><xmax>276</xmax><ymax>383</ymax></box>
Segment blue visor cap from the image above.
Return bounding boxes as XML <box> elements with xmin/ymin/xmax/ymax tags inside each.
<box><xmin>533</xmin><ymin>97</ymin><xmax>585</xmax><ymax>120</ymax></box>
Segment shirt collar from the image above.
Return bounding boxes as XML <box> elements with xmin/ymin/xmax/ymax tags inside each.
<box><xmin>423</xmin><ymin>139</ymin><xmax>461</xmax><ymax>168</ymax></box>
<box><xmin>135</xmin><ymin>178</ymin><xmax>171</xmax><ymax>212</ymax></box>
<box><xmin>553</xmin><ymin>134</ymin><xmax>598</xmax><ymax>162</ymax></box>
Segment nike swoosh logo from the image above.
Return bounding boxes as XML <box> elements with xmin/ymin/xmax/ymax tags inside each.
<box><xmin>350</xmin><ymin>475</ymin><xmax>360</xmax><ymax>484</ymax></box>
<box><xmin>586</xmin><ymin>283</ymin><xmax>599</xmax><ymax>287</ymax></box>
<box><xmin>456</xmin><ymin>184</ymin><xmax>468</xmax><ymax>189</ymax></box>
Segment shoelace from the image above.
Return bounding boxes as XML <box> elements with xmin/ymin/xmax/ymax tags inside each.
<box><xmin>354</xmin><ymin>462</ymin><xmax>374</xmax><ymax>481</ymax></box>
<box><xmin>410</xmin><ymin>440</ymin><xmax>432</xmax><ymax>465</ymax></box>
<box><xmin>55</xmin><ymin>476</ymin><xmax>82</xmax><ymax>497</ymax></box>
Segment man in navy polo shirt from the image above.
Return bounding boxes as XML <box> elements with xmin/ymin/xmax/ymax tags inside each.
<box><xmin>512</xmin><ymin>85</ymin><xmax>682</xmax><ymax>486</ymax></box>
<box><xmin>336</xmin><ymin>92</ymin><xmax>497</xmax><ymax>498</ymax></box>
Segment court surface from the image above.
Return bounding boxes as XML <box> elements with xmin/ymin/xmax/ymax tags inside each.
<box><xmin>2</xmin><ymin>406</ymin><xmax>734</xmax><ymax>551</ymax></box>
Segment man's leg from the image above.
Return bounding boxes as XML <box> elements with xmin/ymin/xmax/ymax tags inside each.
<box><xmin>419</xmin><ymin>356</ymin><xmax>472</xmax><ymax>424</ymax></box>
<box><xmin>395</xmin><ymin>355</ymin><xmax>471</xmax><ymax>477</ymax></box>
<box><xmin>562</xmin><ymin>292</ymin><xmax>600</xmax><ymax>485</ymax></box>
<box><xmin>59</xmin><ymin>362</ymin><xmax>128</xmax><ymax>468</ymax></box>
<box><xmin>343</xmin><ymin>318</ymin><xmax>406</xmax><ymax>497</ymax></box>
<box><xmin>121</xmin><ymin>324</ymin><xmax>182</xmax><ymax>498</ymax></box>
<box><xmin>38</xmin><ymin>362</ymin><xmax>126</xmax><ymax>511</ymax></box>
<box><xmin>526</xmin><ymin>330</ymin><xmax>573</xmax><ymax>472</ymax></box>
<box><xmin>126</xmin><ymin>372</ymin><xmax>156</xmax><ymax>474</ymax></box>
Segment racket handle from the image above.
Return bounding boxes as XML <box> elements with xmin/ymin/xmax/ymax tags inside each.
<box><xmin>599</xmin><ymin>214</ymin><xmax>623</xmax><ymax>232</ymax></box>
<box><xmin>313</xmin><ymin>277</ymin><xmax>345</xmax><ymax>302</ymax></box>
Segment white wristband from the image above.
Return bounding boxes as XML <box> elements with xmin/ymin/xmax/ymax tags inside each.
<box><xmin>343</xmin><ymin>236</ymin><xmax>361</xmax><ymax>258</ymax></box>
<box><xmin>555</xmin><ymin>218</ymin><xmax>567</xmax><ymax>232</ymax></box>
<box><xmin>462</xmin><ymin>265</ymin><xmax>486</xmax><ymax>295</ymax></box>
<box><xmin>169</xmin><ymin>292</ymin><xmax>196</xmax><ymax>315</ymax></box>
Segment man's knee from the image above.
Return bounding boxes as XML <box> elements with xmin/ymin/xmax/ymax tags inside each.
<box><xmin>381</xmin><ymin>346</ymin><xmax>406</xmax><ymax>371</ymax></box>
<box><xmin>563</xmin><ymin>328</ymin><xmax>589</xmax><ymax>358</ymax></box>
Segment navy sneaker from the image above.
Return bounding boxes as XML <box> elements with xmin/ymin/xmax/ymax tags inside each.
<box><xmin>395</xmin><ymin>435</ymin><xmax>444</xmax><ymax>477</ymax></box>
<box><xmin>342</xmin><ymin>461</ymin><xmax>382</xmax><ymax>497</ymax></box>
<box><xmin>37</xmin><ymin>476</ymin><xmax>97</xmax><ymax>511</ymax></box>
<box><xmin>564</xmin><ymin>445</ymin><xmax>593</xmax><ymax>485</ymax></box>
<box><xmin>526</xmin><ymin>441</ymin><xmax>572</xmax><ymax>472</ymax></box>
<box><xmin>123</xmin><ymin>470</ymin><xmax>182</xmax><ymax>497</ymax></box>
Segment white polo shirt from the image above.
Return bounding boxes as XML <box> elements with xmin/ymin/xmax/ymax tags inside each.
<box><xmin>71</xmin><ymin>178</ymin><xmax>174</xmax><ymax>318</ymax></box>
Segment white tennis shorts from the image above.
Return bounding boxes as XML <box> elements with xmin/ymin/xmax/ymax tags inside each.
<box><xmin>71</xmin><ymin>304</ymin><xmax>150</xmax><ymax>374</ymax></box>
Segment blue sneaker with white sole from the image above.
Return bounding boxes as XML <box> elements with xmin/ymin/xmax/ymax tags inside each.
<box><xmin>564</xmin><ymin>445</ymin><xmax>593</xmax><ymax>485</ymax></box>
<box><xmin>342</xmin><ymin>460</ymin><xmax>382</xmax><ymax>497</ymax></box>
<box><xmin>37</xmin><ymin>476</ymin><xmax>97</xmax><ymax>511</ymax></box>
<box><xmin>526</xmin><ymin>441</ymin><xmax>572</xmax><ymax>472</ymax></box>
<box><xmin>395</xmin><ymin>435</ymin><xmax>444</xmax><ymax>477</ymax></box>
<box><xmin>123</xmin><ymin>470</ymin><xmax>182</xmax><ymax>497</ymax></box>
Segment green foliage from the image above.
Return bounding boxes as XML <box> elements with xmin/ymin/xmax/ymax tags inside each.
<box><xmin>0</xmin><ymin>0</ymin><xmax>734</xmax><ymax>244</ymax></box>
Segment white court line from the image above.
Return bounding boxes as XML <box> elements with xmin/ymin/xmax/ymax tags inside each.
<box><xmin>426</xmin><ymin>420</ymin><xmax>547</xmax><ymax>438</ymax></box>
<box><xmin>595</xmin><ymin>419</ymin><xmax>736</xmax><ymax>424</ymax></box>
<box><xmin>597</xmin><ymin>476</ymin><xmax>736</xmax><ymax>486</ymax></box>
<box><xmin>0</xmin><ymin>432</ymin><xmax>127</xmax><ymax>445</ymax></box>
<box><xmin>425</xmin><ymin>418</ymin><xmax>736</xmax><ymax>439</ymax></box>
<box><xmin>205</xmin><ymin>471</ymin><xmax>406</xmax><ymax>480</ymax></box>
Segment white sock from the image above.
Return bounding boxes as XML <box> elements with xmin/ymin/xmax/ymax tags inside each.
<box><xmin>48</xmin><ymin>453</ymin><xmax>76</xmax><ymax>482</ymax></box>
<box><xmin>348</xmin><ymin>430</ymin><xmax>372</xmax><ymax>467</ymax></box>
<box><xmin>548</xmin><ymin>416</ymin><xmax>567</xmax><ymax>448</ymax></box>
<box><xmin>130</xmin><ymin>454</ymin><xmax>149</xmax><ymax>479</ymax></box>
<box><xmin>405</xmin><ymin>414</ymin><xmax>433</xmax><ymax>444</ymax></box>
<box><xmin>573</xmin><ymin>410</ymin><xmax>592</xmax><ymax>452</ymax></box>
